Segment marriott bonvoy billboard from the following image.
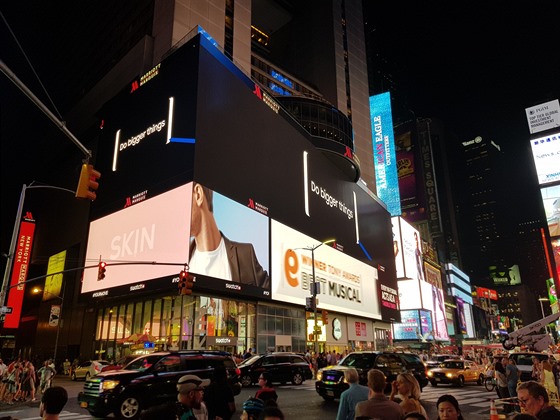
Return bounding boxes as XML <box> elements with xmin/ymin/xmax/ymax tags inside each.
<box><xmin>83</xmin><ymin>33</ymin><xmax>399</xmax><ymax>321</ymax></box>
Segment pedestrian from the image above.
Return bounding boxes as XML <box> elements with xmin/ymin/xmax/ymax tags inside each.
<box><xmin>261</xmin><ymin>402</ymin><xmax>284</xmax><ymax>420</ymax></box>
<box><xmin>203</xmin><ymin>366</ymin><xmax>235</xmax><ymax>420</ymax></box>
<box><xmin>435</xmin><ymin>394</ymin><xmax>464</xmax><ymax>420</ymax></box>
<box><xmin>517</xmin><ymin>380</ymin><xmax>560</xmax><ymax>419</ymax></box>
<box><xmin>506</xmin><ymin>358</ymin><xmax>521</xmax><ymax>412</ymax></box>
<box><xmin>37</xmin><ymin>361</ymin><xmax>57</xmax><ymax>395</ymax></box>
<box><xmin>494</xmin><ymin>361</ymin><xmax>511</xmax><ymax>412</ymax></box>
<box><xmin>176</xmin><ymin>374</ymin><xmax>210</xmax><ymax>420</ymax></box>
<box><xmin>39</xmin><ymin>386</ymin><xmax>68</xmax><ymax>420</ymax></box>
<box><xmin>255</xmin><ymin>372</ymin><xmax>278</xmax><ymax>404</ymax></box>
<box><xmin>335</xmin><ymin>367</ymin><xmax>369</xmax><ymax>420</ymax></box>
<box><xmin>240</xmin><ymin>397</ymin><xmax>265</xmax><ymax>420</ymax></box>
<box><xmin>62</xmin><ymin>359</ymin><xmax>70</xmax><ymax>376</ymax></box>
<box><xmin>389</xmin><ymin>372</ymin><xmax>427</xmax><ymax>418</ymax></box>
<box><xmin>354</xmin><ymin>369</ymin><xmax>405</xmax><ymax>420</ymax></box>
<box><xmin>532</xmin><ymin>357</ymin><xmax>543</xmax><ymax>382</ymax></box>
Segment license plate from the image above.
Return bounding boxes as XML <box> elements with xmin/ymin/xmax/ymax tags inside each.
<box><xmin>80</xmin><ymin>402</ymin><xmax>88</xmax><ymax>408</ymax></box>
<box><xmin>435</xmin><ymin>378</ymin><xmax>441</xmax><ymax>382</ymax></box>
<box><xmin>327</xmin><ymin>391</ymin><xmax>334</xmax><ymax>397</ymax></box>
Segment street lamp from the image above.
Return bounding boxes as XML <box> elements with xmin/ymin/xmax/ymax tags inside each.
<box><xmin>33</xmin><ymin>283</ymin><xmax>66</xmax><ymax>363</ymax></box>
<box><xmin>297</xmin><ymin>239</ymin><xmax>335</xmax><ymax>356</ymax></box>
<box><xmin>538</xmin><ymin>297</ymin><xmax>549</xmax><ymax>335</ymax></box>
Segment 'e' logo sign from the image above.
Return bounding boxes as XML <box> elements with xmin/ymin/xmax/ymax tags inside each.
<box><xmin>284</xmin><ymin>249</ymin><xmax>299</xmax><ymax>287</ymax></box>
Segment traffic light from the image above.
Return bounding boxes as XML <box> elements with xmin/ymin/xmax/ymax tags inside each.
<box><xmin>76</xmin><ymin>163</ymin><xmax>101</xmax><ymax>200</ymax></box>
<box><xmin>321</xmin><ymin>310</ymin><xmax>328</xmax><ymax>324</ymax></box>
<box><xmin>178</xmin><ymin>270</ymin><xmax>194</xmax><ymax>295</ymax></box>
<box><xmin>98</xmin><ymin>261</ymin><xmax>107</xmax><ymax>280</ymax></box>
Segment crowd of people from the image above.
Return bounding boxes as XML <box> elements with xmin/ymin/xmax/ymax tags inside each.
<box><xmin>139</xmin><ymin>372</ymin><xmax>285</xmax><ymax>420</ymax></box>
<box><xmin>0</xmin><ymin>357</ymin><xmax>57</xmax><ymax>405</ymax></box>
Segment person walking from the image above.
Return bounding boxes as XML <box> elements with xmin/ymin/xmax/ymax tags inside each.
<box><xmin>495</xmin><ymin>361</ymin><xmax>511</xmax><ymax>414</ymax></box>
<box><xmin>254</xmin><ymin>372</ymin><xmax>278</xmax><ymax>404</ymax></box>
<box><xmin>355</xmin><ymin>369</ymin><xmax>405</xmax><ymax>420</ymax></box>
<box><xmin>39</xmin><ymin>386</ymin><xmax>68</xmax><ymax>420</ymax></box>
<box><xmin>389</xmin><ymin>372</ymin><xmax>427</xmax><ymax>418</ymax></box>
<box><xmin>506</xmin><ymin>358</ymin><xmax>521</xmax><ymax>412</ymax></box>
<box><xmin>37</xmin><ymin>361</ymin><xmax>57</xmax><ymax>395</ymax></box>
<box><xmin>335</xmin><ymin>368</ymin><xmax>368</xmax><ymax>420</ymax></box>
<box><xmin>203</xmin><ymin>366</ymin><xmax>235</xmax><ymax>420</ymax></box>
<box><xmin>176</xmin><ymin>374</ymin><xmax>210</xmax><ymax>420</ymax></box>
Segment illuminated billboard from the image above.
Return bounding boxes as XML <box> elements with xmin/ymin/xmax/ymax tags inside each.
<box><xmin>392</xmin><ymin>217</ymin><xmax>423</xmax><ymax>281</ymax></box>
<box><xmin>490</xmin><ymin>264</ymin><xmax>521</xmax><ymax>286</ymax></box>
<box><xmin>392</xmin><ymin>309</ymin><xmax>433</xmax><ymax>341</ymax></box>
<box><xmin>370</xmin><ymin>92</ymin><xmax>400</xmax><ymax>216</ymax></box>
<box><xmin>541</xmin><ymin>184</ymin><xmax>560</xmax><ymax>237</ymax></box>
<box><xmin>530</xmin><ymin>132</ymin><xmax>560</xmax><ymax>185</ymax></box>
<box><xmin>84</xmin><ymin>34</ymin><xmax>399</xmax><ymax>320</ymax></box>
<box><xmin>271</xmin><ymin>220</ymin><xmax>381</xmax><ymax>319</ymax></box>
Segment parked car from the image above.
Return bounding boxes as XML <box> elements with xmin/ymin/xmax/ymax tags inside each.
<box><xmin>101</xmin><ymin>355</ymin><xmax>138</xmax><ymax>372</ymax></box>
<box><xmin>238</xmin><ymin>352</ymin><xmax>313</xmax><ymax>387</ymax></box>
<box><xmin>427</xmin><ymin>359</ymin><xmax>485</xmax><ymax>386</ymax></box>
<box><xmin>78</xmin><ymin>350</ymin><xmax>241</xmax><ymax>420</ymax></box>
<box><xmin>71</xmin><ymin>360</ymin><xmax>110</xmax><ymax>381</ymax></box>
<box><xmin>315</xmin><ymin>351</ymin><xmax>428</xmax><ymax>401</ymax></box>
<box><xmin>509</xmin><ymin>352</ymin><xmax>550</xmax><ymax>381</ymax></box>
<box><xmin>425</xmin><ymin>354</ymin><xmax>461</xmax><ymax>370</ymax></box>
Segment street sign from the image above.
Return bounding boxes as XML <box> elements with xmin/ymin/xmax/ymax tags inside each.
<box><xmin>0</xmin><ymin>306</ymin><xmax>13</xmax><ymax>314</ymax></box>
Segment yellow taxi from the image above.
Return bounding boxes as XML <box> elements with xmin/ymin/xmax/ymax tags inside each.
<box><xmin>427</xmin><ymin>359</ymin><xmax>485</xmax><ymax>387</ymax></box>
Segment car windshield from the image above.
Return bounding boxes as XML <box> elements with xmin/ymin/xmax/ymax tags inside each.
<box><xmin>442</xmin><ymin>361</ymin><xmax>464</xmax><ymax>369</ymax></box>
<box><xmin>123</xmin><ymin>355</ymin><xmax>162</xmax><ymax>371</ymax></box>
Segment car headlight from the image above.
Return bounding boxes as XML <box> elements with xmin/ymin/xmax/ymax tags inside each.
<box><xmin>316</xmin><ymin>371</ymin><xmax>322</xmax><ymax>381</ymax></box>
<box><xmin>446</xmin><ymin>373</ymin><xmax>454</xmax><ymax>378</ymax></box>
<box><xmin>102</xmin><ymin>380</ymin><xmax>120</xmax><ymax>390</ymax></box>
<box><xmin>427</xmin><ymin>371</ymin><xmax>433</xmax><ymax>377</ymax></box>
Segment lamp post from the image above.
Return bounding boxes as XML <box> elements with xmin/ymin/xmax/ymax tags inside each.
<box><xmin>33</xmin><ymin>282</ymin><xmax>65</xmax><ymax>363</ymax></box>
<box><xmin>298</xmin><ymin>239</ymin><xmax>335</xmax><ymax>356</ymax></box>
<box><xmin>539</xmin><ymin>297</ymin><xmax>549</xmax><ymax>335</ymax></box>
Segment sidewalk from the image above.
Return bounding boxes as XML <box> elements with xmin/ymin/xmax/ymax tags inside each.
<box><xmin>0</xmin><ymin>374</ymin><xmax>83</xmax><ymax>412</ymax></box>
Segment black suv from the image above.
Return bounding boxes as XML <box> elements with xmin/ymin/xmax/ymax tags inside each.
<box><xmin>78</xmin><ymin>350</ymin><xmax>241</xmax><ymax>419</ymax></box>
<box><xmin>238</xmin><ymin>352</ymin><xmax>313</xmax><ymax>387</ymax></box>
<box><xmin>315</xmin><ymin>351</ymin><xmax>429</xmax><ymax>401</ymax></box>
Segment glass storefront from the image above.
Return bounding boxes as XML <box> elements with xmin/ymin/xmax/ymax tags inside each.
<box><xmin>93</xmin><ymin>294</ymin><xmax>258</xmax><ymax>361</ymax></box>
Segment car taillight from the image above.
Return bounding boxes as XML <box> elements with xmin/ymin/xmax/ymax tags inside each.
<box><xmin>235</xmin><ymin>367</ymin><xmax>241</xmax><ymax>376</ymax></box>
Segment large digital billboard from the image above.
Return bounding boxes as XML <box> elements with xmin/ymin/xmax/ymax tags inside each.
<box><xmin>541</xmin><ymin>184</ymin><xmax>560</xmax><ymax>237</ymax></box>
<box><xmin>369</xmin><ymin>92</ymin><xmax>400</xmax><ymax>216</ymax></box>
<box><xmin>84</xmin><ymin>34</ymin><xmax>399</xmax><ymax>320</ymax></box>
<box><xmin>530</xmin><ymin>132</ymin><xmax>560</xmax><ymax>186</ymax></box>
<box><xmin>392</xmin><ymin>216</ymin><xmax>423</xmax><ymax>281</ymax></box>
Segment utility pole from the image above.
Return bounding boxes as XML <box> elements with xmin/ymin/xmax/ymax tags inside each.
<box><xmin>299</xmin><ymin>239</ymin><xmax>335</xmax><ymax>356</ymax></box>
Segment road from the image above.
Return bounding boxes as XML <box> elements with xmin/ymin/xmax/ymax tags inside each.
<box><xmin>0</xmin><ymin>375</ymin><xmax>506</xmax><ymax>419</ymax></box>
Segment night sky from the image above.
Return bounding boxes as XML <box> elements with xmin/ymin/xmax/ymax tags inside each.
<box><xmin>1</xmin><ymin>2</ymin><xmax>559</xmax><ymax>280</ymax></box>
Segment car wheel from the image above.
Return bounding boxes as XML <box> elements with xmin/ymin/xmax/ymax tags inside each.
<box><xmin>322</xmin><ymin>395</ymin><xmax>335</xmax><ymax>401</ymax></box>
<box><xmin>457</xmin><ymin>376</ymin><xmax>465</xmax><ymax>387</ymax></box>
<box><xmin>71</xmin><ymin>372</ymin><xmax>77</xmax><ymax>381</ymax></box>
<box><xmin>116</xmin><ymin>395</ymin><xmax>142</xmax><ymax>420</ymax></box>
<box><xmin>292</xmin><ymin>372</ymin><xmax>304</xmax><ymax>385</ymax></box>
<box><xmin>241</xmin><ymin>374</ymin><xmax>253</xmax><ymax>387</ymax></box>
<box><xmin>430</xmin><ymin>380</ymin><xmax>438</xmax><ymax>387</ymax></box>
<box><xmin>85</xmin><ymin>372</ymin><xmax>90</xmax><ymax>381</ymax></box>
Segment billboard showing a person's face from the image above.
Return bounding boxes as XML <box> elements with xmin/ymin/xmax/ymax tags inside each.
<box><xmin>82</xmin><ymin>35</ymin><xmax>399</xmax><ymax>319</ymax></box>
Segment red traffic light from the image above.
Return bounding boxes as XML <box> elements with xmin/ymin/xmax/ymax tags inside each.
<box><xmin>98</xmin><ymin>261</ymin><xmax>107</xmax><ymax>280</ymax></box>
<box><xmin>178</xmin><ymin>270</ymin><xmax>194</xmax><ymax>295</ymax></box>
<box><xmin>76</xmin><ymin>163</ymin><xmax>101</xmax><ymax>201</ymax></box>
